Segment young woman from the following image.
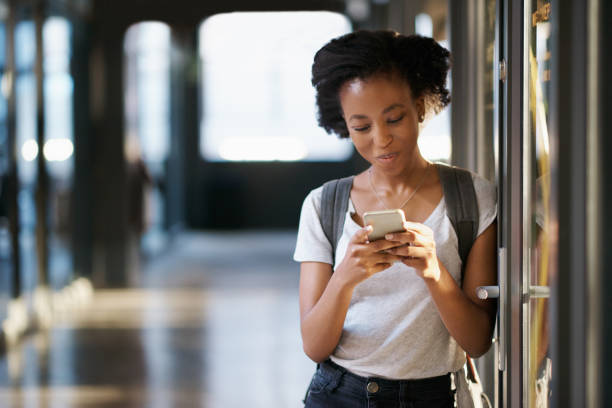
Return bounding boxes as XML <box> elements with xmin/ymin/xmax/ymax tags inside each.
<box><xmin>294</xmin><ymin>30</ymin><xmax>497</xmax><ymax>407</ymax></box>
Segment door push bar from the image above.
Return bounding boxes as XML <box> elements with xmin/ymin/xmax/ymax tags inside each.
<box><xmin>476</xmin><ymin>285</ymin><xmax>550</xmax><ymax>300</ymax></box>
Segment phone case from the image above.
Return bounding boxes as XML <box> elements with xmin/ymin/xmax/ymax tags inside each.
<box><xmin>363</xmin><ymin>209</ymin><xmax>407</xmax><ymax>241</ymax></box>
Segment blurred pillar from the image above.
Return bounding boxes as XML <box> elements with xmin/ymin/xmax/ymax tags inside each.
<box><xmin>71</xmin><ymin>6</ymin><xmax>93</xmax><ymax>282</ymax></box>
<box><xmin>599</xmin><ymin>0</ymin><xmax>611</xmax><ymax>405</ymax></box>
<box><xmin>449</xmin><ymin>0</ymin><xmax>490</xmax><ymax>175</ymax></box>
<box><xmin>182</xmin><ymin>28</ymin><xmax>201</xmax><ymax>230</ymax></box>
<box><xmin>550</xmin><ymin>0</ymin><xmax>593</xmax><ymax>406</ymax></box>
<box><xmin>33</xmin><ymin>0</ymin><xmax>48</xmax><ymax>286</ymax></box>
<box><xmin>166</xmin><ymin>28</ymin><xmax>190</xmax><ymax>233</ymax></box>
<box><xmin>90</xmin><ymin>4</ymin><xmax>129</xmax><ymax>287</ymax></box>
<box><xmin>6</xmin><ymin>0</ymin><xmax>20</xmax><ymax>299</ymax></box>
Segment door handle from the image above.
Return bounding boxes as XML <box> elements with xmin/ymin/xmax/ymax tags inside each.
<box><xmin>475</xmin><ymin>257</ymin><xmax>549</xmax><ymax>374</ymax></box>
<box><xmin>477</xmin><ymin>285</ymin><xmax>550</xmax><ymax>300</ymax></box>
<box><xmin>526</xmin><ymin>285</ymin><xmax>549</xmax><ymax>299</ymax></box>
<box><xmin>476</xmin><ymin>285</ymin><xmax>500</xmax><ymax>299</ymax></box>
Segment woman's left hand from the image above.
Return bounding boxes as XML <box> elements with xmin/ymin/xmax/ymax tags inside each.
<box><xmin>384</xmin><ymin>221</ymin><xmax>441</xmax><ymax>281</ymax></box>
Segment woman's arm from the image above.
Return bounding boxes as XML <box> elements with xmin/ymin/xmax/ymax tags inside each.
<box><xmin>299</xmin><ymin>227</ymin><xmax>403</xmax><ymax>363</ymax></box>
<box><xmin>425</xmin><ymin>222</ymin><xmax>497</xmax><ymax>357</ymax></box>
<box><xmin>387</xmin><ymin>221</ymin><xmax>498</xmax><ymax>357</ymax></box>
<box><xmin>299</xmin><ymin>261</ymin><xmax>354</xmax><ymax>363</ymax></box>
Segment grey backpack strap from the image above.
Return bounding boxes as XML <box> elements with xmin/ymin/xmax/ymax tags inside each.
<box><xmin>320</xmin><ymin>176</ymin><xmax>354</xmax><ymax>257</ymax></box>
<box><xmin>436</xmin><ymin>163</ymin><xmax>479</xmax><ymax>283</ymax></box>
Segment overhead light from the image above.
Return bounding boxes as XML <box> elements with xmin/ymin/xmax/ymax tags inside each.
<box><xmin>21</xmin><ymin>139</ymin><xmax>38</xmax><ymax>162</ymax></box>
<box><xmin>415</xmin><ymin>13</ymin><xmax>433</xmax><ymax>38</ymax></box>
<box><xmin>43</xmin><ymin>138</ymin><xmax>74</xmax><ymax>162</ymax></box>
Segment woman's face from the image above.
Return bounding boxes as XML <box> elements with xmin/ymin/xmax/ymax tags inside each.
<box><xmin>339</xmin><ymin>73</ymin><xmax>424</xmax><ymax>175</ymax></box>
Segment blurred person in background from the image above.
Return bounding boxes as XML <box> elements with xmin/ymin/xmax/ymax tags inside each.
<box><xmin>125</xmin><ymin>136</ymin><xmax>152</xmax><ymax>286</ymax></box>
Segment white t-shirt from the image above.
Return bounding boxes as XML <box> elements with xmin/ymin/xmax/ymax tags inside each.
<box><xmin>293</xmin><ymin>171</ymin><xmax>497</xmax><ymax>379</ymax></box>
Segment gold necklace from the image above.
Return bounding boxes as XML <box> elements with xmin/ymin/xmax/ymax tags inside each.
<box><xmin>368</xmin><ymin>163</ymin><xmax>430</xmax><ymax>210</ymax></box>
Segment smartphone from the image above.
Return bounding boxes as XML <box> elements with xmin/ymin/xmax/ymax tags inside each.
<box><xmin>363</xmin><ymin>209</ymin><xmax>407</xmax><ymax>241</ymax></box>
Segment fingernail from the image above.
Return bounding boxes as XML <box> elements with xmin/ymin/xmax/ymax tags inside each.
<box><xmin>385</xmin><ymin>234</ymin><xmax>392</xmax><ymax>240</ymax></box>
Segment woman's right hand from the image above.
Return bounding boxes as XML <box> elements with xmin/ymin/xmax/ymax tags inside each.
<box><xmin>334</xmin><ymin>226</ymin><xmax>404</xmax><ymax>287</ymax></box>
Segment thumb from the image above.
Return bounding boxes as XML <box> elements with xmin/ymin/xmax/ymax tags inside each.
<box><xmin>352</xmin><ymin>225</ymin><xmax>373</xmax><ymax>244</ymax></box>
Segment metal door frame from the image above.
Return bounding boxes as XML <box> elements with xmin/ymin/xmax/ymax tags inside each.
<box><xmin>497</xmin><ymin>0</ymin><xmax>524</xmax><ymax>407</ymax></box>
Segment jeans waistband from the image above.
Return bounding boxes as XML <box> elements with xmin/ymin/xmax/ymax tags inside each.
<box><xmin>318</xmin><ymin>359</ymin><xmax>451</xmax><ymax>398</ymax></box>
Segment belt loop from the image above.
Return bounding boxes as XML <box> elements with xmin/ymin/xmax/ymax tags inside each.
<box><xmin>399</xmin><ymin>382</ymin><xmax>407</xmax><ymax>408</ymax></box>
<box><xmin>328</xmin><ymin>360</ymin><xmax>345</xmax><ymax>388</ymax></box>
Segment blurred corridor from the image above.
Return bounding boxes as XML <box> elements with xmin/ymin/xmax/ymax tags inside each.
<box><xmin>0</xmin><ymin>0</ymin><xmax>610</xmax><ymax>406</ymax></box>
<box><xmin>0</xmin><ymin>231</ymin><xmax>312</xmax><ymax>407</ymax></box>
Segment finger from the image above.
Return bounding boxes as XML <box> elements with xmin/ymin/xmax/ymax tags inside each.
<box><xmin>401</xmin><ymin>257</ymin><xmax>426</xmax><ymax>269</ymax></box>
<box><xmin>369</xmin><ymin>238</ymin><xmax>408</xmax><ymax>252</ymax></box>
<box><xmin>408</xmin><ymin>230</ymin><xmax>437</xmax><ymax>249</ymax></box>
<box><xmin>370</xmin><ymin>263</ymin><xmax>393</xmax><ymax>274</ymax></box>
<box><xmin>387</xmin><ymin>228</ymin><xmax>436</xmax><ymax>248</ymax></box>
<box><xmin>351</xmin><ymin>226</ymin><xmax>373</xmax><ymax>244</ymax></box>
<box><xmin>389</xmin><ymin>245</ymin><xmax>428</xmax><ymax>259</ymax></box>
<box><xmin>402</xmin><ymin>221</ymin><xmax>433</xmax><ymax>236</ymax></box>
<box><xmin>373</xmin><ymin>253</ymin><xmax>404</xmax><ymax>264</ymax></box>
<box><xmin>383</xmin><ymin>230</ymin><xmax>418</xmax><ymax>244</ymax></box>
<box><xmin>362</xmin><ymin>251</ymin><xmax>403</xmax><ymax>265</ymax></box>
<box><xmin>388</xmin><ymin>231</ymin><xmax>428</xmax><ymax>248</ymax></box>
<box><xmin>386</xmin><ymin>245</ymin><xmax>412</xmax><ymax>257</ymax></box>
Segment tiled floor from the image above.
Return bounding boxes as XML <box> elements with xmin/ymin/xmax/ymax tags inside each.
<box><xmin>0</xmin><ymin>231</ymin><xmax>315</xmax><ymax>407</ymax></box>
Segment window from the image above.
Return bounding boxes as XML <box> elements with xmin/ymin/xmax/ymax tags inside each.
<box><xmin>15</xmin><ymin>20</ymin><xmax>37</xmax><ymax>185</ymax></box>
<box><xmin>124</xmin><ymin>22</ymin><xmax>171</xmax><ymax>166</ymax></box>
<box><xmin>199</xmin><ymin>12</ymin><xmax>353</xmax><ymax>162</ymax></box>
<box><xmin>414</xmin><ymin>11</ymin><xmax>451</xmax><ymax>163</ymax></box>
<box><xmin>44</xmin><ymin>17</ymin><xmax>74</xmax><ymax>181</ymax></box>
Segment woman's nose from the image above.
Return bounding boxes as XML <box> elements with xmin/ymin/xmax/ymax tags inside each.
<box><xmin>373</xmin><ymin>124</ymin><xmax>393</xmax><ymax>147</ymax></box>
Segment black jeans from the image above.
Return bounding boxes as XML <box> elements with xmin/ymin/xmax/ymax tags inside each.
<box><xmin>304</xmin><ymin>360</ymin><xmax>454</xmax><ymax>408</ymax></box>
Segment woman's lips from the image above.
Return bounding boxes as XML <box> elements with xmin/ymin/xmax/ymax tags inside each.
<box><xmin>376</xmin><ymin>152</ymin><xmax>398</xmax><ymax>162</ymax></box>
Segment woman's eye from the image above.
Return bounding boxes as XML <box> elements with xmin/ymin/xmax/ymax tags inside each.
<box><xmin>352</xmin><ymin>125</ymin><xmax>370</xmax><ymax>132</ymax></box>
<box><xmin>388</xmin><ymin>115</ymin><xmax>405</xmax><ymax>124</ymax></box>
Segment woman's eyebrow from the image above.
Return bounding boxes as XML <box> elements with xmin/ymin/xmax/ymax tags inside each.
<box><xmin>382</xmin><ymin>103</ymin><xmax>404</xmax><ymax>114</ymax></box>
<box><xmin>348</xmin><ymin>113</ymin><xmax>369</xmax><ymax>121</ymax></box>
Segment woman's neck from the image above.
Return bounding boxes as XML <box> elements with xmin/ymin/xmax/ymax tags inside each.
<box><xmin>369</xmin><ymin>155</ymin><xmax>430</xmax><ymax>192</ymax></box>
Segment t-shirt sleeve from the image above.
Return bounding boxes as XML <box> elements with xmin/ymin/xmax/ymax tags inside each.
<box><xmin>293</xmin><ymin>187</ymin><xmax>334</xmax><ymax>265</ymax></box>
<box><xmin>472</xmin><ymin>174</ymin><xmax>498</xmax><ymax>237</ymax></box>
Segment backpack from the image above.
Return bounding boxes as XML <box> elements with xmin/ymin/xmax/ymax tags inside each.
<box><xmin>320</xmin><ymin>162</ymin><xmax>479</xmax><ymax>279</ymax></box>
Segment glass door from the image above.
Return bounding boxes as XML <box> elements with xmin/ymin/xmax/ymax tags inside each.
<box><xmin>522</xmin><ymin>0</ymin><xmax>555</xmax><ymax>406</ymax></box>
<box><xmin>496</xmin><ymin>0</ymin><xmax>558</xmax><ymax>406</ymax></box>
